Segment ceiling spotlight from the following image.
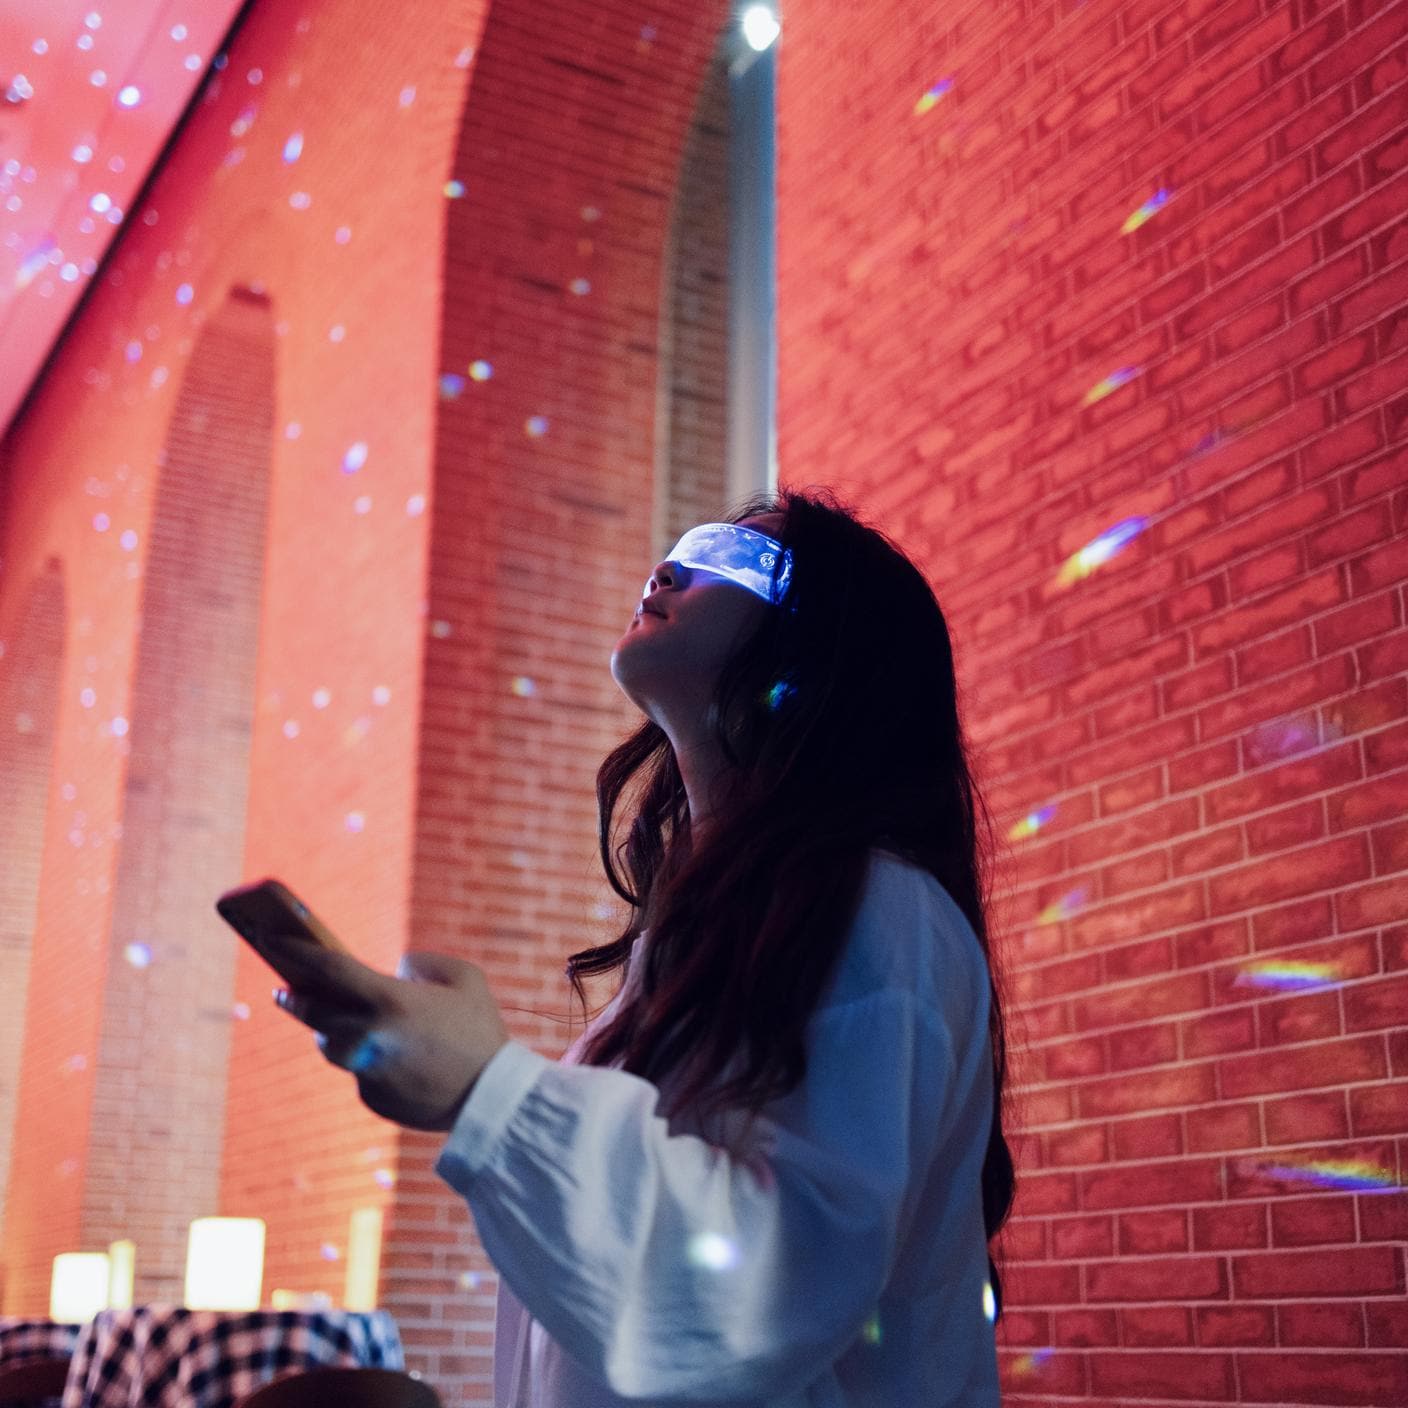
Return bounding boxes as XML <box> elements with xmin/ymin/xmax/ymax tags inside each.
<box><xmin>741</xmin><ymin>5</ymin><xmax>781</xmax><ymax>51</ymax></box>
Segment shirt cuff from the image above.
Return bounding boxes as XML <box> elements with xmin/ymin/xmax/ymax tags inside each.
<box><xmin>435</xmin><ymin>1040</ymin><xmax>554</xmax><ymax>1187</ymax></box>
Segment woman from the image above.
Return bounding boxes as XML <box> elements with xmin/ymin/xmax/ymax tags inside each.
<box><xmin>267</xmin><ymin>487</ymin><xmax>1015</xmax><ymax>1406</ymax></box>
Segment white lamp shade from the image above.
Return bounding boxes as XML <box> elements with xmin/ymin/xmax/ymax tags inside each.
<box><xmin>50</xmin><ymin>1252</ymin><xmax>111</xmax><ymax>1322</ymax></box>
<box><xmin>183</xmin><ymin>1217</ymin><xmax>265</xmax><ymax>1310</ymax></box>
<box><xmin>107</xmin><ymin>1240</ymin><xmax>136</xmax><ymax>1309</ymax></box>
<box><xmin>343</xmin><ymin>1207</ymin><xmax>383</xmax><ymax>1311</ymax></box>
<box><xmin>270</xmin><ymin>1288</ymin><xmax>332</xmax><ymax>1310</ymax></box>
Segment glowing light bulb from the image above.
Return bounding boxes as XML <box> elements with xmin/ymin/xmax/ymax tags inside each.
<box><xmin>741</xmin><ymin>5</ymin><xmax>781</xmax><ymax>50</ymax></box>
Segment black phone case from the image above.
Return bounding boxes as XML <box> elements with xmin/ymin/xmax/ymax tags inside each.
<box><xmin>216</xmin><ymin>879</ymin><xmax>332</xmax><ymax>949</ymax></box>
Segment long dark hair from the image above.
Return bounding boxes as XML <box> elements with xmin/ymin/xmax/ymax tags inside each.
<box><xmin>566</xmin><ymin>486</ymin><xmax>1017</xmax><ymax>1316</ymax></box>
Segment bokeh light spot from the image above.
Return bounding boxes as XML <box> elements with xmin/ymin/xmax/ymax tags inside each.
<box><xmin>686</xmin><ymin>1232</ymin><xmax>738</xmax><ymax>1270</ymax></box>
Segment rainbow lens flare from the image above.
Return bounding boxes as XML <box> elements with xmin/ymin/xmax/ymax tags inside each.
<box><xmin>1121</xmin><ymin>187</ymin><xmax>1170</xmax><ymax>233</ymax></box>
<box><xmin>1259</xmin><ymin>1158</ymin><xmax>1399</xmax><ymax>1192</ymax></box>
<box><xmin>1233</xmin><ymin>960</ymin><xmax>1343</xmax><ymax>991</ymax></box>
<box><xmin>1055</xmin><ymin>517</ymin><xmax>1147</xmax><ymax>586</ymax></box>
<box><xmin>913</xmin><ymin>78</ymin><xmax>954</xmax><ymax>114</ymax></box>
<box><xmin>1082</xmin><ymin>365</ymin><xmax>1141</xmax><ymax>406</ymax></box>
<box><xmin>1012</xmin><ymin>1348</ymin><xmax>1055</xmax><ymax>1375</ymax></box>
<box><xmin>1008</xmin><ymin>806</ymin><xmax>1056</xmax><ymax>841</ymax></box>
<box><xmin>1036</xmin><ymin>888</ymin><xmax>1087</xmax><ymax>926</ymax></box>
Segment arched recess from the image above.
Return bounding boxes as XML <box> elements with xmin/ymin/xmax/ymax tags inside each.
<box><xmin>81</xmin><ymin>286</ymin><xmax>275</xmax><ymax>1299</ymax></box>
<box><xmin>656</xmin><ymin>30</ymin><xmax>731</xmax><ymax>553</ymax></box>
<box><xmin>0</xmin><ymin>561</ymin><xmax>67</xmax><ymax>1234</ymax></box>
<box><xmin>395</xmin><ymin>0</ymin><xmax>732</xmax><ymax>1395</ymax></box>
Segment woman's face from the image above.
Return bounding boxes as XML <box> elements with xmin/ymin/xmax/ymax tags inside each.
<box><xmin>610</xmin><ymin>513</ymin><xmax>785</xmax><ymax>731</ymax></box>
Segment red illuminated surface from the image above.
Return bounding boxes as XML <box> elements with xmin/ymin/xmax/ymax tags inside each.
<box><xmin>0</xmin><ymin>0</ymin><xmax>244</xmax><ymax>438</ymax></box>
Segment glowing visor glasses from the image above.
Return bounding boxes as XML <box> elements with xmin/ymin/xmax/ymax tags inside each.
<box><xmin>649</xmin><ymin>523</ymin><xmax>794</xmax><ymax>606</ymax></box>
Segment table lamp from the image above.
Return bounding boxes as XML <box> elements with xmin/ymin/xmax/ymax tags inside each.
<box><xmin>183</xmin><ymin>1217</ymin><xmax>265</xmax><ymax>1310</ymax></box>
<box><xmin>270</xmin><ymin>1289</ymin><xmax>332</xmax><ymax>1309</ymax></box>
<box><xmin>343</xmin><ymin>1207</ymin><xmax>383</xmax><ymax>1311</ymax></box>
<box><xmin>50</xmin><ymin>1252</ymin><xmax>110</xmax><ymax>1322</ymax></box>
<box><xmin>107</xmin><ymin>1239</ymin><xmax>136</xmax><ymax>1308</ymax></box>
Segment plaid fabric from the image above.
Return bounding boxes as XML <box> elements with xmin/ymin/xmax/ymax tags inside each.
<box><xmin>0</xmin><ymin>1317</ymin><xmax>83</xmax><ymax>1366</ymax></box>
<box><xmin>61</xmin><ymin>1306</ymin><xmax>404</xmax><ymax>1408</ymax></box>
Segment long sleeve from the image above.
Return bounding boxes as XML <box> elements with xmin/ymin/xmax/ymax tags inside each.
<box><xmin>435</xmin><ymin>983</ymin><xmax>959</xmax><ymax>1404</ymax></box>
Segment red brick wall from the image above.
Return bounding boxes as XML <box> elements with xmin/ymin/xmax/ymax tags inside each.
<box><xmin>0</xmin><ymin>561</ymin><xmax>67</xmax><ymax>1295</ymax></box>
<box><xmin>776</xmin><ymin>0</ymin><xmax>1408</xmax><ymax>1402</ymax></box>
<box><xmin>0</xmin><ymin>0</ymin><xmax>484</xmax><ymax>1326</ymax></box>
<box><xmin>0</xmin><ymin>0</ymin><xmax>731</xmax><ymax>1398</ymax></box>
<box><xmin>2</xmin><ymin>0</ymin><xmax>1404</xmax><ymax>1402</ymax></box>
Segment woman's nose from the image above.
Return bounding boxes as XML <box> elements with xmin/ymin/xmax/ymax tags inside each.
<box><xmin>644</xmin><ymin>561</ymin><xmax>676</xmax><ymax>596</ymax></box>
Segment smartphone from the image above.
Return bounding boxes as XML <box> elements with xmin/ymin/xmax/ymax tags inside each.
<box><xmin>215</xmin><ymin>878</ymin><xmax>351</xmax><ymax>956</ymax></box>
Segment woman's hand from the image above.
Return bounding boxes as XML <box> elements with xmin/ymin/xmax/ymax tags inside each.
<box><xmin>264</xmin><ymin>939</ymin><xmax>511</xmax><ymax>1131</ymax></box>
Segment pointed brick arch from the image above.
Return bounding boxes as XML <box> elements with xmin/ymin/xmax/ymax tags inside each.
<box><xmin>80</xmin><ymin>286</ymin><xmax>276</xmax><ymax>1300</ymax></box>
<box><xmin>390</xmin><ymin>1</ymin><xmax>732</xmax><ymax>1393</ymax></box>
<box><xmin>0</xmin><ymin>291</ymin><xmax>283</xmax><ymax>1312</ymax></box>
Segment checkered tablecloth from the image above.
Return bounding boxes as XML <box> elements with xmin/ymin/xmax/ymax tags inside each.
<box><xmin>0</xmin><ymin>1316</ymin><xmax>83</xmax><ymax>1365</ymax></box>
<box><xmin>60</xmin><ymin>1306</ymin><xmax>403</xmax><ymax>1408</ymax></box>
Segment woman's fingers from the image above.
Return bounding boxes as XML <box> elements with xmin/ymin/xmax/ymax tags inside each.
<box><xmin>273</xmin><ymin>989</ymin><xmax>396</xmax><ymax>1076</ymax></box>
<box><xmin>259</xmin><ymin>936</ymin><xmax>384</xmax><ymax>1014</ymax></box>
<box><xmin>274</xmin><ymin>986</ymin><xmax>362</xmax><ymax>1030</ymax></box>
<box><xmin>316</xmin><ymin>1030</ymin><xmax>390</xmax><ymax>1074</ymax></box>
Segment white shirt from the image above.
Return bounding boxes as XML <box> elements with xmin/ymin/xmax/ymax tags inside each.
<box><xmin>435</xmin><ymin>849</ymin><xmax>1001</xmax><ymax>1406</ymax></box>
